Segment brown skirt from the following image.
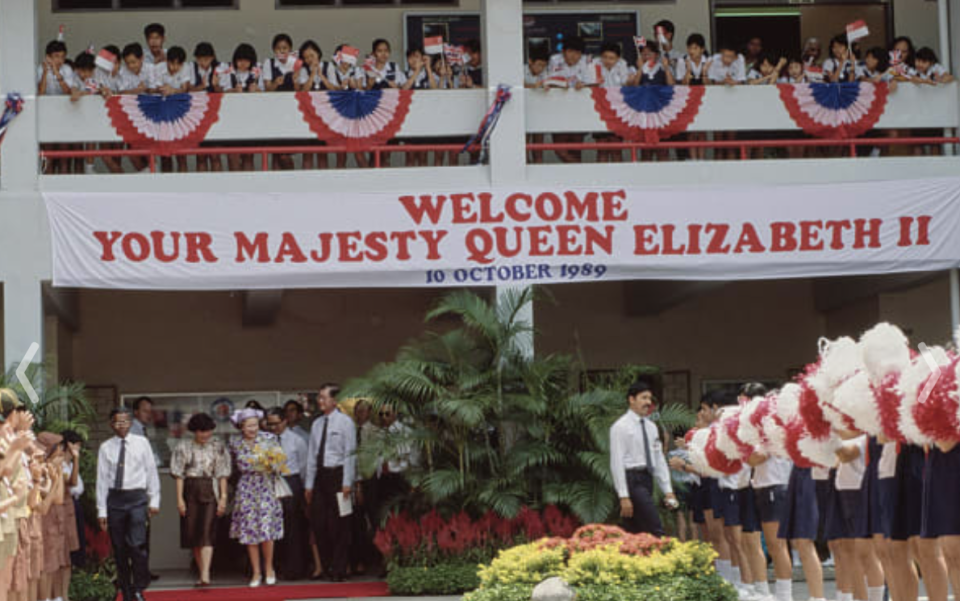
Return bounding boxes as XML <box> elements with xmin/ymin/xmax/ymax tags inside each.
<box><xmin>181</xmin><ymin>478</ymin><xmax>218</xmax><ymax>549</ymax></box>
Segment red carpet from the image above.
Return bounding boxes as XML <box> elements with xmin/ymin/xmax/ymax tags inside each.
<box><xmin>140</xmin><ymin>581</ymin><xmax>390</xmax><ymax>600</ymax></box>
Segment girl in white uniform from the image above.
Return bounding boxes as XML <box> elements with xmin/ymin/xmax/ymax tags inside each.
<box><xmin>223</xmin><ymin>43</ymin><xmax>264</xmax><ymax>172</ymax></box>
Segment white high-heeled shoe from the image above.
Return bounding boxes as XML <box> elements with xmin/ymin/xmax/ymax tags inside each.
<box><xmin>266</xmin><ymin>574</ymin><xmax>277</xmax><ymax>586</ymax></box>
<box><xmin>249</xmin><ymin>576</ymin><xmax>262</xmax><ymax>588</ymax></box>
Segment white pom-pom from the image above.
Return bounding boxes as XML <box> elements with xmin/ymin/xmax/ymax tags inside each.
<box><xmin>688</xmin><ymin>428</ymin><xmax>723</xmax><ymax>478</ymax></box>
<box><xmin>833</xmin><ymin>371</ymin><xmax>881</xmax><ymax>435</ymax></box>
<box><xmin>810</xmin><ymin>337</ymin><xmax>864</xmax><ymax>420</ymax></box>
<box><xmin>798</xmin><ymin>433</ymin><xmax>841</xmax><ymax>468</ymax></box>
<box><xmin>897</xmin><ymin>346</ymin><xmax>949</xmax><ymax>445</ymax></box>
<box><xmin>762</xmin><ymin>412</ymin><xmax>788</xmax><ymax>458</ymax></box>
<box><xmin>737</xmin><ymin>397</ymin><xmax>764</xmax><ymax>449</ymax></box>
<box><xmin>860</xmin><ymin>322</ymin><xmax>911</xmax><ymax>386</ymax></box>
<box><xmin>715</xmin><ymin>409</ymin><xmax>743</xmax><ymax>461</ymax></box>
<box><xmin>776</xmin><ymin>383</ymin><xmax>802</xmax><ymax>422</ymax></box>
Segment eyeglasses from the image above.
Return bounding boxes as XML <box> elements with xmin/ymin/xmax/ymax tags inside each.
<box><xmin>265</xmin><ymin>422</ymin><xmax>282</xmax><ymax>428</ymax></box>
<box><xmin>379</xmin><ymin>412</ymin><xmax>391</xmax><ymax>417</ymax></box>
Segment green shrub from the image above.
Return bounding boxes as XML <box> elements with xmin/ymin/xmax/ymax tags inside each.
<box><xmin>387</xmin><ymin>561</ymin><xmax>481</xmax><ymax>595</ymax></box>
<box><xmin>68</xmin><ymin>568</ymin><xmax>116</xmax><ymax>601</ymax></box>
<box><xmin>464</xmin><ymin>575</ymin><xmax>737</xmax><ymax>601</ymax></box>
<box><xmin>463</xmin><ymin>584</ymin><xmax>535</xmax><ymax>601</ymax></box>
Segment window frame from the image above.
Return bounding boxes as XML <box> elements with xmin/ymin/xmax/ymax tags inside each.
<box><xmin>275</xmin><ymin>0</ymin><xmax>459</xmax><ymax>9</ymax></box>
<box><xmin>53</xmin><ymin>0</ymin><xmax>239</xmax><ymax>12</ymax></box>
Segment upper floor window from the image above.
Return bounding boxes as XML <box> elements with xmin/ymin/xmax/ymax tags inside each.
<box><xmin>277</xmin><ymin>0</ymin><xmax>456</xmax><ymax>6</ymax></box>
<box><xmin>54</xmin><ymin>0</ymin><xmax>236</xmax><ymax>10</ymax></box>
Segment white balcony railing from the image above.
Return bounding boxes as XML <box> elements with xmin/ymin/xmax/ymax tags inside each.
<box><xmin>36</xmin><ymin>84</ymin><xmax>959</xmax><ymax>145</ymax></box>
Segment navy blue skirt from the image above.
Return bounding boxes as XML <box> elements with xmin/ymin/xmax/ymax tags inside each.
<box><xmin>754</xmin><ymin>484</ymin><xmax>788</xmax><ymax>524</ymax></box>
<box><xmin>815</xmin><ymin>470</ymin><xmax>836</xmax><ymax>539</ymax></box>
<box><xmin>779</xmin><ymin>467</ymin><xmax>819</xmax><ymax>541</ymax></box>
<box><xmin>921</xmin><ymin>444</ymin><xmax>960</xmax><ymax>538</ymax></box>
<box><xmin>689</xmin><ymin>482</ymin><xmax>706</xmax><ymax>524</ymax></box>
<box><xmin>892</xmin><ymin>445</ymin><xmax>924</xmax><ymax>541</ymax></box>
<box><xmin>721</xmin><ymin>487</ymin><xmax>760</xmax><ymax>532</ymax></box>
<box><xmin>866</xmin><ymin>437</ymin><xmax>888</xmax><ymax>537</ymax></box>
<box><xmin>705</xmin><ymin>477</ymin><xmax>726</xmax><ymax>519</ymax></box>
<box><xmin>835</xmin><ymin>486</ymin><xmax>871</xmax><ymax>539</ymax></box>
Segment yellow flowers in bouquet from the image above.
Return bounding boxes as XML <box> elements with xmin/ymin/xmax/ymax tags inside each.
<box><xmin>253</xmin><ymin>444</ymin><xmax>290</xmax><ymax>475</ymax></box>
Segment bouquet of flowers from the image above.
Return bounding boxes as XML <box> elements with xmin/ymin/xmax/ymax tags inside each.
<box><xmin>253</xmin><ymin>444</ymin><xmax>290</xmax><ymax>476</ymax></box>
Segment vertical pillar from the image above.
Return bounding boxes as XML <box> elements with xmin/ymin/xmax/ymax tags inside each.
<box><xmin>950</xmin><ymin>269</ymin><xmax>959</xmax><ymax>344</ymax></box>
<box><xmin>0</xmin><ymin>0</ymin><xmax>39</xmax><ymax>191</ymax></box>
<box><xmin>938</xmin><ymin>0</ymin><xmax>954</xmax><ymax>155</ymax></box>
<box><xmin>3</xmin><ymin>277</ymin><xmax>44</xmax><ymax>377</ymax></box>
<box><xmin>482</xmin><ymin>0</ymin><xmax>534</xmax><ymax>357</ymax></box>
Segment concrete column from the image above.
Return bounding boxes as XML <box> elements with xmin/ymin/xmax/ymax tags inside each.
<box><xmin>950</xmin><ymin>269</ymin><xmax>959</xmax><ymax>344</ymax></box>
<box><xmin>0</xmin><ymin>0</ymin><xmax>40</xmax><ymax>191</ymax></box>
<box><xmin>3</xmin><ymin>276</ymin><xmax>44</xmax><ymax>376</ymax></box>
<box><xmin>482</xmin><ymin>0</ymin><xmax>534</xmax><ymax>357</ymax></box>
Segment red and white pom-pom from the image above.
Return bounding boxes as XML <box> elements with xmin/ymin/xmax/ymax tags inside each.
<box><xmin>715</xmin><ymin>408</ymin><xmax>746</xmax><ymax>461</ymax></box>
<box><xmin>688</xmin><ymin>427</ymin><xmax>722</xmax><ymax>477</ymax></box>
<box><xmin>705</xmin><ymin>426</ymin><xmax>743</xmax><ymax>475</ymax></box>
<box><xmin>860</xmin><ymin>322</ymin><xmax>911</xmax><ymax>385</ymax></box>
<box><xmin>799</xmin><ymin>362</ymin><xmax>833</xmax><ymax>440</ymax></box>
<box><xmin>776</xmin><ymin>383</ymin><xmax>802</xmax><ymax>423</ymax></box>
<box><xmin>724</xmin><ymin>412</ymin><xmax>755</xmax><ymax>462</ymax></box>
<box><xmin>808</xmin><ymin>336</ymin><xmax>864</xmax><ymax>432</ymax></box>
<box><xmin>832</xmin><ymin>371</ymin><xmax>879</xmax><ymax>435</ymax></box>
<box><xmin>762</xmin><ymin>408</ymin><xmax>788</xmax><ymax>458</ymax></box>
<box><xmin>897</xmin><ymin>346</ymin><xmax>950</xmax><ymax>445</ymax></box>
<box><xmin>912</xmin><ymin>353</ymin><xmax>960</xmax><ymax>443</ymax></box>
<box><xmin>737</xmin><ymin>396</ymin><xmax>767</xmax><ymax>450</ymax></box>
<box><xmin>783</xmin><ymin>419</ymin><xmax>816</xmax><ymax>468</ymax></box>
<box><xmin>798</xmin><ymin>431</ymin><xmax>841</xmax><ymax>468</ymax></box>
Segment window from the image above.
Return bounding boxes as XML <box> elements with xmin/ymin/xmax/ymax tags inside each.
<box><xmin>277</xmin><ymin>0</ymin><xmax>456</xmax><ymax>7</ymax></box>
<box><xmin>54</xmin><ymin>0</ymin><xmax>236</xmax><ymax>10</ymax></box>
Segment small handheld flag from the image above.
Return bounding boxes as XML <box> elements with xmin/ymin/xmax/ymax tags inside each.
<box><xmin>424</xmin><ymin>36</ymin><xmax>444</xmax><ymax>55</ymax></box>
<box><xmin>95</xmin><ymin>49</ymin><xmax>117</xmax><ymax>72</ymax></box>
<box><xmin>339</xmin><ymin>46</ymin><xmax>360</xmax><ymax>66</ymax></box>
<box><xmin>655</xmin><ymin>25</ymin><xmax>669</xmax><ymax>47</ymax></box>
<box><xmin>363</xmin><ymin>55</ymin><xmax>377</xmax><ymax>72</ymax></box>
<box><xmin>846</xmin><ymin>20</ymin><xmax>869</xmax><ymax>43</ymax></box>
<box><xmin>444</xmin><ymin>44</ymin><xmax>464</xmax><ymax>65</ymax></box>
<box><xmin>57</xmin><ymin>25</ymin><xmax>65</xmax><ymax>42</ymax></box>
<box><xmin>634</xmin><ymin>36</ymin><xmax>647</xmax><ymax>55</ymax></box>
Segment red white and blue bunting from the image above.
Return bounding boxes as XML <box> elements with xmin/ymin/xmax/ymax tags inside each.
<box><xmin>591</xmin><ymin>86</ymin><xmax>705</xmax><ymax>143</ymax></box>
<box><xmin>0</xmin><ymin>93</ymin><xmax>24</xmax><ymax>147</ymax></box>
<box><xmin>105</xmin><ymin>93</ymin><xmax>222</xmax><ymax>151</ymax></box>
<box><xmin>778</xmin><ymin>82</ymin><xmax>889</xmax><ymax>139</ymax></box>
<box><xmin>296</xmin><ymin>90</ymin><xmax>413</xmax><ymax>150</ymax></box>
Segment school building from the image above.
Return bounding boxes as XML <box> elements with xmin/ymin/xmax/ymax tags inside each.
<box><xmin>2</xmin><ymin>0</ymin><xmax>960</xmax><ymax>569</ymax></box>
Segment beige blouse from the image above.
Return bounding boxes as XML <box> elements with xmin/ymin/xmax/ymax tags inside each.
<box><xmin>170</xmin><ymin>438</ymin><xmax>231</xmax><ymax>481</ymax></box>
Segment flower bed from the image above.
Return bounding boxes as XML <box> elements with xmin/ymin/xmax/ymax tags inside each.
<box><xmin>464</xmin><ymin>524</ymin><xmax>737</xmax><ymax>601</ymax></box>
<box><xmin>376</xmin><ymin>506</ymin><xmax>578</xmax><ymax>595</ymax></box>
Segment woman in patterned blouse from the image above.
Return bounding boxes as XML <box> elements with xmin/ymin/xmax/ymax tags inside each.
<box><xmin>169</xmin><ymin>413</ymin><xmax>231</xmax><ymax>587</ymax></box>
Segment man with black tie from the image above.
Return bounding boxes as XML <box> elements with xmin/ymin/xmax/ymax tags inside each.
<box><xmin>609</xmin><ymin>381</ymin><xmax>676</xmax><ymax>536</ymax></box>
<box><xmin>305</xmin><ymin>383</ymin><xmax>356</xmax><ymax>582</ymax></box>
<box><xmin>96</xmin><ymin>407</ymin><xmax>161</xmax><ymax>601</ymax></box>
<box><xmin>266</xmin><ymin>408</ymin><xmax>310</xmax><ymax>581</ymax></box>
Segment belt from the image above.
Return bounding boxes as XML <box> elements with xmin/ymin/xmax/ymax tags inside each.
<box><xmin>626</xmin><ymin>467</ymin><xmax>650</xmax><ymax>474</ymax></box>
<box><xmin>108</xmin><ymin>488</ymin><xmax>146</xmax><ymax>494</ymax></box>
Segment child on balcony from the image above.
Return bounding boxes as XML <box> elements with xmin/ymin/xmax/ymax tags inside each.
<box><xmin>402</xmin><ymin>48</ymin><xmax>437</xmax><ymax>168</ymax></box>
<box><xmin>157</xmin><ymin>46</ymin><xmax>191</xmax><ymax>96</ymax></box>
<box><xmin>117</xmin><ymin>43</ymin><xmax>156</xmax><ymax>173</ymax></box>
<box><xmin>913</xmin><ymin>47</ymin><xmax>954</xmax><ymax>84</ymax></box>
<box><xmin>675</xmin><ymin>34</ymin><xmax>710</xmax><ymax>161</ymax></box>
<box><xmin>592</xmin><ymin>42</ymin><xmax>633</xmax><ymax>163</ymax></box>
<box><xmin>38</xmin><ymin>40</ymin><xmax>77</xmax><ymax>98</ymax></box>
<box><xmin>746</xmin><ymin>53</ymin><xmax>787</xmax><ymax>159</ymax></box>
<box><xmin>547</xmin><ymin>36</ymin><xmax>594</xmax><ymax>163</ymax></box>
<box><xmin>263</xmin><ymin>34</ymin><xmax>296</xmax><ymax>170</ymax></box>
<box><xmin>143</xmin><ymin>22</ymin><xmax>167</xmax><ymax>67</ymax></box>
<box><xmin>328</xmin><ymin>44</ymin><xmax>371</xmax><ymax>170</ymax></box>
<box><xmin>297</xmin><ymin>40</ymin><xmax>336</xmax><ymax>171</ymax></box>
<box><xmin>823</xmin><ymin>35</ymin><xmax>858</xmax><ymax>83</ymax></box>
<box><xmin>187</xmin><ymin>42</ymin><xmax>224</xmax><ymax>171</ymax></box>
<box><xmin>222</xmin><ymin>43</ymin><xmax>263</xmax><ymax>172</ymax></box>
<box><xmin>70</xmin><ymin>52</ymin><xmax>102</xmax><ymax>175</ymax></box>
<box><xmin>889</xmin><ymin>36</ymin><xmax>917</xmax><ymax>81</ymax></box>
<box><xmin>88</xmin><ymin>45</ymin><xmax>125</xmax><ymax>174</ymax></box>
<box><xmin>707</xmin><ymin>43</ymin><xmax>746</xmax><ymax>160</ymax></box>
<box><xmin>524</xmin><ymin>45</ymin><xmax>549</xmax><ymax>164</ymax></box>
<box><xmin>858</xmin><ymin>47</ymin><xmax>895</xmax><ymax>84</ymax></box>
<box><xmin>630</xmin><ymin>41</ymin><xmax>675</xmax><ymax>86</ymax></box>
<box><xmin>365</xmin><ymin>39</ymin><xmax>406</xmax><ymax>91</ymax></box>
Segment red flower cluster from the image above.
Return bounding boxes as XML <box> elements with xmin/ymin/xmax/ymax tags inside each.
<box><xmin>564</xmin><ymin>524</ymin><xmax>670</xmax><ymax>556</ymax></box>
<box><xmin>374</xmin><ymin>505</ymin><xmax>579</xmax><ymax>563</ymax></box>
<box><xmin>85</xmin><ymin>524</ymin><xmax>112</xmax><ymax>561</ymax></box>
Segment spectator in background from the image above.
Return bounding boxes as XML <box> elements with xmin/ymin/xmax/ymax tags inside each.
<box><xmin>743</xmin><ymin>36</ymin><xmax>763</xmax><ymax>73</ymax></box>
<box><xmin>224</xmin><ymin>42</ymin><xmax>263</xmax><ymax>172</ymax></box>
<box><xmin>38</xmin><ymin>40</ymin><xmax>77</xmax><ymax>175</ymax></box>
<box><xmin>229</xmin><ymin>408</ymin><xmax>285</xmax><ymax>588</ymax></box>
<box><xmin>824</xmin><ymin>35</ymin><xmax>858</xmax><ymax>83</ymax></box>
<box><xmin>913</xmin><ymin>47</ymin><xmax>954</xmax><ymax>84</ymax></box>
<box><xmin>130</xmin><ymin>396</ymin><xmax>153</xmax><ymax>438</ymax></box>
<box><xmin>630</xmin><ymin>41</ymin><xmax>675</xmax><ymax>86</ymax></box>
<box><xmin>266</xmin><ymin>408</ymin><xmax>310</xmax><ymax>582</ymax></box>
<box><xmin>365</xmin><ymin>38</ymin><xmax>406</xmax><ymax>90</ymax></box>
<box><xmin>170</xmin><ymin>413</ymin><xmax>230</xmax><ymax>588</ymax></box>
<box><xmin>801</xmin><ymin>37</ymin><xmax>824</xmax><ymax>82</ymax></box>
<box><xmin>525</xmin><ymin>43</ymin><xmax>550</xmax><ymax>164</ymax></box>
<box><xmin>118</xmin><ymin>43</ymin><xmax>157</xmax><ymax>97</ymax></box>
<box><xmin>675</xmin><ymin>33</ymin><xmax>710</xmax><ymax>161</ymax></box>
<box><xmin>667</xmin><ymin>427</ymin><xmax>699</xmax><ymax>542</ymax></box>
<box><xmin>371</xmin><ymin>405</ymin><xmax>416</xmax><ymax>525</ymax></box>
<box><xmin>593</xmin><ymin>41</ymin><xmax>633</xmax><ymax>163</ymax></box>
<box><xmin>263</xmin><ymin>33</ymin><xmax>296</xmax><ymax>171</ymax></box>
<box><xmin>284</xmin><ymin>399</ymin><xmax>311</xmax><ymax>442</ymax></box>
<box><xmin>653</xmin><ymin>19</ymin><xmax>679</xmax><ymax>71</ymax></box>
<box><xmin>707</xmin><ymin>43</ymin><xmax>746</xmax><ymax>160</ymax></box>
<box><xmin>143</xmin><ymin>22</ymin><xmax>167</xmax><ymax>66</ymax></box>
<box><xmin>889</xmin><ymin>36</ymin><xmax>917</xmax><ymax>80</ymax></box>
<box><xmin>548</xmin><ymin>36</ymin><xmax>594</xmax><ymax>163</ymax></box>
<box><xmin>462</xmin><ymin>39</ymin><xmax>483</xmax><ymax>88</ymax></box>
<box><xmin>62</xmin><ymin>429</ymin><xmax>88</xmax><ymax>570</ymax></box>
<box><xmin>351</xmin><ymin>400</ymin><xmax>378</xmax><ymax>576</ymax></box>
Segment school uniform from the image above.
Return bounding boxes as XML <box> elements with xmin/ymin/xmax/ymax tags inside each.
<box><xmin>96</xmin><ymin>434</ymin><xmax>160</xmax><ymax>601</ymax></box>
<box><xmin>832</xmin><ymin>435</ymin><xmax>870</xmax><ymax>539</ymax></box>
<box><xmin>778</xmin><ymin>74</ymin><xmax>810</xmax><ymax>84</ymax></box>
<box><xmin>117</xmin><ymin>63</ymin><xmax>156</xmax><ymax>93</ymax></box>
<box><xmin>891</xmin><ymin>444</ymin><xmax>924</xmax><ymax>541</ymax></box>
<box><xmin>524</xmin><ymin>64</ymin><xmax>546</xmax><ymax>87</ymax></box>
<box><xmin>674</xmin><ymin>54</ymin><xmax>708</xmax><ymax>85</ymax></box>
<box><xmin>747</xmin><ymin>68</ymin><xmax>772</xmax><ymax>83</ymax></box>
<box><xmin>95</xmin><ymin>68</ymin><xmax>122</xmax><ymax>93</ymax></box>
<box><xmin>331</xmin><ymin>64</ymin><xmax>364</xmax><ymax>90</ymax></box>
<box><xmin>822</xmin><ymin>57</ymin><xmax>858</xmax><ymax>82</ymax></box>
<box><xmin>593</xmin><ymin>58</ymin><xmax>634</xmax><ymax>88</ymax></box>
<box><xmin>263</xmin><ymin>56</ymin><xmax>297</xmax><ymax>91</ymax></box>
<box><xmin>36</xmin><ymin>63</ymin><xmax>77</xmax><ymax>95</ymax></box>
<box><xmin>707</xmin><ymin>55</ymin><xmax>747</xmax><ymax>84</ymax></box>
<box><xmin>143</xmin><ymin>48</ymin><xmax>167</xmax><ymax>66</ymax></box>
<box><xmin>366</xmin><ymin>62</ymin><xmax>406</xmax><ymax>90</ymax></box>
<box><xmin>719</xmin><ymin>466</ymin><xmax>759</xmax><ymax>532</ymax></box>
<box><xmin>297</xmin><ymin>63</ymin><xmax>337</xmax><ymax>91</ymax></box>
<box><xmin>609</xmin><ymin>410</ymin><xmax>673</xmax><ymax>536</ymax></box>
<box><xmin>404</xmin><ymin>66</ymin><xmax>433</xmax><ymax>90</ymax></box>
<box><xmin>220</xmin><ymin>68</ymin><xmax>263</xmax><ymax>92</ymax></box>
<box><xmin>915</xmin><ymin>63</ymin><xmax>949</xmax><ymax>82</ymax></box>
<box><xmin>753</xmin><ymin>456</ymin><xmax>791</xmax><ymax>523</ymax></box>
<box><xmin>704</xmin><ymin>476</ymin><xmax>725</xmax><ymax>519</ymax></box>
<box><xmin>812</xmin><ymin>466</ymin><xmax>835</xmax><ymax>539</ymax></box>
<box><xmin>547</xmin><ymin>53</ymin><xmax>597</xmax><ymax>88</ymax></box>
<box><xmin>190</xmin><ymin>61</ymin><xmax>223</xmax><ymax>93</ymax></box>
<box><xmin>155</xmin><ymin>64</ymin><xmax>192</xmax><ymax>91</ymax></box>
<box><xmin>921</xmin><ymin>444</ymin><xmax>960</xmax><ymax>538</ymax></box>
<box><xmin>778</xmin><ymin>466</ymin><xmax>819</xmax><ymax>540</ymax></box>
<box><xmin>869</xmin><ymin>438</ymin><xmax>898</xmax><ymax>538</ymax></box>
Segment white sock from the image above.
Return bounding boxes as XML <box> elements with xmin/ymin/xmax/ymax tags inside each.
<box><xmin>791</xmin><ymin>549</ymin><xmax>801</xmax><ymax>566</ymax></box>
<box><xmin>775</xmin><ymin>579</ymin><xmax>792</xmax><ymax>601</ymax></box>
<box><xmin>866</xmin><ymin>587</ymin><xmax>884</xmax><ymax>601</ymax></box>
<box><xmin>839</xmin><ymin>592</ymin><xmax>854</xmax><ymax>601</ymax></box>
<box><xmin>718</xmin><ymin>559</ymin><xmax>732</xmax><ymax>580</ymax></box>
<box><xmin>731</xmin><ymin>566</ymin><xmax>742</xmax><ymax>584</ymax></box>
<box><xmin>755</xmin><ymin>580</ymin><xmax>771</xmax><ymax>595</ymax></box>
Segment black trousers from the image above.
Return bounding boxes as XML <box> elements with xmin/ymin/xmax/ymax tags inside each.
<box><xmin>107</xmin><ymin>489</ymin><xmax>151</xmax><ymax>601</ymax></box>
<box><xmin>350</xmin><ymin>478</ymin><xmax>377</xmax><ymax>571</ymax></box>
<box><xmin>311</xmin><ymin>466</ymin><xmax>351</xmax><ymax>579</ymax></box>
<box><xmin>371</xmin><ymin>472</ymin><xmax>408</xmax><ymax>525</ymax></box>
<box><xmin>277</xmin><ymin>475</ymin><xmax>309</xmax><ymax>580</ymax></box>
<box><xmin>623</xmin><ymin>469</ymin><xmax>664</xmax><ymax>537</ymax></box>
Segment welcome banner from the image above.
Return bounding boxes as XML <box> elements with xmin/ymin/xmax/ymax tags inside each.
<box><xmin>44</xmin><ymin>178</ymin><xmax>960</xmax><ymax>290</ymax></box>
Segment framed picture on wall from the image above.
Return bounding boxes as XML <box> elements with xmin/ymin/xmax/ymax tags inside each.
<box><xmin>662</xmin><ymin>370</ymin><xmax>691</xmax><ymax>408</ymax></box>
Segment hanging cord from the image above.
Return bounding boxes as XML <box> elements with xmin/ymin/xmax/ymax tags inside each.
<box><xmin>0</xmin><ymin>93</ymin><xmax>25</xmax><ymax>147</ymax></box>
<box><xmin>461</xmin><ymin>84</ymin><xmax>512</xmax><ymax>165</ymax></box>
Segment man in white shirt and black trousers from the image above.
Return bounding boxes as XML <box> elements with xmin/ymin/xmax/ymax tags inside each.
<box><xmin>267</xmin><ymin>407</ymin><xmax>310</xmax><ymax>581</ymax></box>
<box><xmin>96</xmin><ymin>407</ymin><xmax>161</xmax><ymax>601</ymax></box>
<box><xmin>610</xmin><ymin>381</ymin><xmax>676</xmax><ymax>536</ymax></box>
<box><xmin>305</xmin><ymin>383</ymin><xmax>357</xmax><ymax>582</ymax></box>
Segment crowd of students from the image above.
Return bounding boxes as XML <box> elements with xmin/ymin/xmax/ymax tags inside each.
<box><xmin>37</xmin><ymin>20</ymin><xmax>955</xmax><ymax>172</ymax></box>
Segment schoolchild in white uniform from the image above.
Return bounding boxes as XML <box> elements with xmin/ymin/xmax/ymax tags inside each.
<box><xmin>547</xmin><ymin>36</ymin><xmax>595</xmax><ymax>164</ymax></box>
<box><xmin>889</xmin><ymin>37</ymin><xmax>918</xmax><ymax>82</ymax></box>
<box><xmin>751</xmin><ymin>451</ymin><xmax>793</xmax><ymax>601</ymax></box>
<box><xmin>186</xmin><ymin>42</ymin><xmax>225</xmax><ymax>172</ymax></box>
<box><xmin>857</xmin><ymin>48</ymin><xmax>896</xmax><ymax>84</ymax></box>
<box><xmin>365</xmin><ymin>39</ymin><xmax>407</xmax><ymax>91</ymax></box>
<box><xmin>296</xmin><ymin>40</ymin><xmax>337</xmax><ymax>171</ymax></box>
<box><xmin>325</xmin><ymin>44</ymin><xmax>371</xmax><ymax>170</ymax></box>
<box><xmin>779</xmin><ymin>57</ymin><xmax>810</xmax><ymax>84</ymax></box>
<box><xmin>522</xmin><ymin>45</ymin><xmax>549</xmax><ymax>164</ymax></box>
<box><xmin>263</xmin><ymin>33</ymin><xmax>297</xmax><ymax>171</ymax></box>
<box><xmin>401</xmin><ymin>47</ymin><xmax>438</xmax><ymax>167</ymax></box>
<box><xmin>592</xmin><ymin>42</ymin><xmax>634</xmax><ymax>163</ymax></box>
<box><xmin>86</xmin><ymin>44</ymin><xmax>125</xmax><ymax>174</ymax></box>
<box><xmin>115</xmin><ymin>43</ymin><xmax>157</xmax><ymax>173</ymax></box>
<box><xmin>673</xmin><ymin>34</ymin><xmax>710</xmax><ymax>161</ymax></box>
<box><xmin>38</xmin><ymin>40</ymin><xmax>77</xmax><ymax>98</ymax></box>
<box><xmin>707</xmin><ymin>44</ymin><xmax>746</xmax><ymax>160</ymax></box>
<box><xmin>823</xmin><ymin>36</ymin><xmax>859</xmax><ymax>83</ymax></box>
<box><xmin>747</xmin><ymin>54</ymin><xmax>785</xmax><ymax>85</ymax></box>
<box><xmin>629</xmin><ymin>41</ymin><xmax>675</xmax><ymax>87</ymax></box>
<box><xmin>155</xmin><ymin>46</ymin><xmax>191</xmax><ymax>96</ymax></box>
<box><xmin>653</xmin><ymin>20</ymin><xmax>681</xmax><ymax>74</ymax></box>
<box><xmin>912</xmin><ymin>47</ymin><xmax>954</xmax><ymax>84</ymax></box>
<box><xmin>142</xmin><ymin>22</ymin><xmax>167</xmax><ymax>67</ymax></box>
<box><xmin>221</xmin><ymin>43</ymin><xmax>263</xmax><ymax>173</ymax></box>
<box><xmin>720</xmin><ymin>464</ymin><xmax>763</xmax><ymax>600</ymax></box>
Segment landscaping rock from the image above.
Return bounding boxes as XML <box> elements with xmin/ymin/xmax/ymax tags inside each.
<box><xmin>532</xmin><ymin>577</ymin><xmax>576</xmax><ymax>601</ymax></box>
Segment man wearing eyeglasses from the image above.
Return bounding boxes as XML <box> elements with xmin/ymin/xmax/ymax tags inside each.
<box><xmin>371</xmin><ymin>406</ymin><xmax>416</xmax><ymax>524</ymax></box>
<box><xmin>266</xmin><ymin>408</ymin><xmax>309</xmax><ymax>581</ymax></box>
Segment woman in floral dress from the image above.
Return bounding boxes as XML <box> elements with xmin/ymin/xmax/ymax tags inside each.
<box><xmin>229</xmin><ymin>408</ymin><xmax>287</xmax><ymax>588</ymax></box>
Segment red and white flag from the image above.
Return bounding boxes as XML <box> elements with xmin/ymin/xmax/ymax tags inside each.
<box><xmin>545</xmin><ymin>75</ymin><xmax>568</xmax><ymax>88</ymax></box>
<box><xmin>846</xmin><ymin>20</ymin><xmax>869</xmax><ymax>43</ymax></box>
<box><xmin>655</xmin><ymin>26</ymin><xmax>669</xmax><ymax>47</ymax></box>
<box><xmin>634</xmin><ymin>36</ymin><xmax>647</xmax><ymax>54</ymax></box>
<box><xmin>95</xmin><ymin>49</ymin><xmax>117</xmax><ymax>72</ymax></box>
<box><xmin>338</xmin><ymin>45</ymin><xmax>360</xmax><ymax>66</ymax></box>
<box><xmin>444</xmin><ymin>44</ymin><xmax>464</xmax><ymax>65</ymax></box>
<box><xmin>424</xmin><ymin>36</ymin><xmax>444</xmax><ymax>55</ymax></box>
<box><xmin>57</xmin><ymin>25</ymin><xmax>65</xmax><ymax>42</ymax></box>
<box><xmin>363</xmin><ymin>54</ymin><xmax>377</xmax><ymax>72</ymax></box>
